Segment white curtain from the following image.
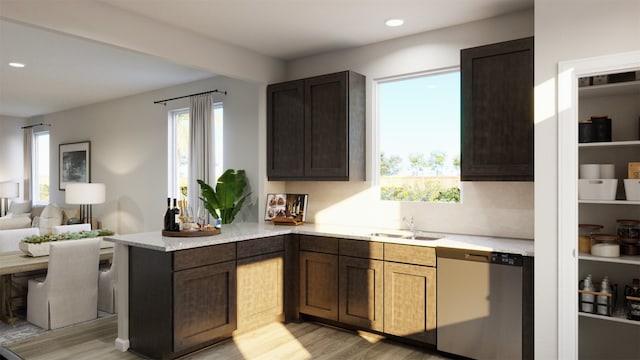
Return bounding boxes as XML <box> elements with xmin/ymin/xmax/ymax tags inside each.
<box><xmin>188</xmin><ymin>93</ymin><xmax>214</xmax><ymax>213</ymax></box>
<box><xmin>23</xmin><ymin>127</ymin><xmax>33</xmax><ymax>201</ymax></box>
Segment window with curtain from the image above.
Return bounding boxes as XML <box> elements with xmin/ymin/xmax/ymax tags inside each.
<box><xmin>32</xmin><ymin>130</ymin><xmax>50</xmax><ymax>205</ymax></box>
<box><xmin>167</xmin><ymin>103</ymin><xmax>223</xmax><ymax>202</ymax></box>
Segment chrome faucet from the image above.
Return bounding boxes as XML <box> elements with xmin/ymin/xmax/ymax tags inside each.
<box><xmin>403</xmin><ymin>216</ymin><xmax>415</xmax><ymax>239</ymax></box>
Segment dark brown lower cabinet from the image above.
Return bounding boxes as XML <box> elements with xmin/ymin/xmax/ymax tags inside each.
<box><xmin>338</xmin><ymin>256</ymin><xmax>384</xmax><ymax>332</ymax></box>
<box><xmin>299</xmin><ymin>250</ymin><xmax>339</xmax><ymax>321</ymax></box>
<box><xmin>173</xmin><ymin>260</ymin><xmax>236</xmax><ymax>352</ymax></box>
<box><xmin>129</xmin><ymin>243</ymin><xmax>237</xmax><ymax>359</ymax></box>
<box><xmin>236</xmin><ymin>251</ymin><xmax>284</xmax><ymax>332</ymax></box>
<box><xmin>383</xmin><ymin>261</ymin><xmax>437</xmax><ymax>345</ymax></box>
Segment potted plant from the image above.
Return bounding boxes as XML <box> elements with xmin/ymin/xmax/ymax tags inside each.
<box><xmin>198</xmin><ymin>169</ymin><xmax>251</xmax><ymax>225</ymax></box>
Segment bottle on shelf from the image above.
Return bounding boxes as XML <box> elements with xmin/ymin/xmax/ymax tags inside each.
<box><xmin>581</xmin><ymin>274</ymin><xmax>595</xmax><ymax>313</ymax></box>
<box><xmin>597</xmin><ymin>276</ymin><xmax>611</xmax><ymax>316</ymax></box>
<box><xmin>163</xmin><ymin>197</ymin><xmax>173</xmax><ymax>231</ymax></box>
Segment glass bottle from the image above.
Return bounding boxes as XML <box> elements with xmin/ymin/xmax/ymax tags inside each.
<box><xmin>581</xmin><ymin>274</ymin><xmax>595</xmax><ymax>313</ymax></box>
<box><xmin>597</xmin><ymin>276</ymin><xmax>611</xmax><ymax>316</ymax></box>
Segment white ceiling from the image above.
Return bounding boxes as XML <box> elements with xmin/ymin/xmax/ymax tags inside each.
<box><xmin>0</xmin><ymin>0</ymin><xmax>533</xmax><ymax>118</ymax></box>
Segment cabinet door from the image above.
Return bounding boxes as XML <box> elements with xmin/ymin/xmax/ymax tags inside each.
<box><xmin>384</xmin><ymin>261</ymin><xmax>436</xmax><ymax>345</ymax></box>
<box><xmin>236</xmin><ymin>252</ymin><xmax>284</xmax><ymax>332</ymax></box>
<box><xmin>173</xmin><ymin>260</ymin><xmax>236</xmax><ymax>352</ymax></box>
<box><xmin>267</xmin><ymin>80</ymin><xmax>305</xmax><ymax>179</ymax></box>
<box><xmin>299</xmin><ymin>251</ymin><xmax>339</xmax><ymax>320</ymax></box>
<box><xmin>339</xmin><ymin>256</ymin><xmax>384</xmax><ymax>331</ymax></box>
<box><xmin>461</xmin><ymin>37</ymin><xmax>534</xmax><ymax>181</ymax></box>
<box><xmin>304</xmin><ymin>72</ymin><xmax>349</xmax><ymax>179</ymax></box>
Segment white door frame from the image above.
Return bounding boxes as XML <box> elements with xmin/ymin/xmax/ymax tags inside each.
<box><xmin>557</xmin><ymin>50</ymin><xmax>640</xmax><ymax>359</ymax></box>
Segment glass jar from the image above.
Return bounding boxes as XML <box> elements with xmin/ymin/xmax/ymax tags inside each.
<box><xmin>579</xmin><ymin>224</ymin><xmax>603</xmax><ymax>253</ymax></box>
<box><xmin>590</xmin><ymin>234</ymin><xmax>620</xmax><ymax>257</ymax></box>
<box><xmin>617</xmin><ymin>219</ymin><xmax>640</xmax><ymax>244</ymax></box>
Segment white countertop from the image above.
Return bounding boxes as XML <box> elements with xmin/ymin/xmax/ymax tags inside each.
<box><xmin>105</xmin><ymin>222</ymin><xmax>534</xmax><ymax>256</ymax></box>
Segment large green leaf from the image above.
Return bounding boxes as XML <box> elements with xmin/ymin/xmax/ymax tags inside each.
<box><xmin>198</xmin><ymin>169</ymin><xmax>251</xmax><ymax>224</ymax></box>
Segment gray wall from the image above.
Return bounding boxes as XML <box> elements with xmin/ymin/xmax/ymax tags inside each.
<box><xmin>26</xmin><ymin>76</ymin><xmax>261</xmax><ymax>234</ymax></box>
<box><xmin>282</xmin><ymin>9</ymin><xmax>535</xmax><ymax>239</ymax></box>
<box><xmin>0</xmin><ymin>115</ymin><xmax>25</xmax><ymax>197</ymax></box>
<box><xmin>534</xmin><ymin>0</ymin><xmax>640</xmax><ymax>357</ymax></box>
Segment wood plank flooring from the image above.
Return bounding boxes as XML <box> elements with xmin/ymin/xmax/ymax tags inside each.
<box><xmin>2</xmin><ymin>316</ymin><xmax>450</xmax><ymax>360</ymax></box>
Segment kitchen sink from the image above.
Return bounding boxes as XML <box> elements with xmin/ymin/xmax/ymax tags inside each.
<box><xmin>369</xmin><ymin>232</ymin><xmax>440</xmax><ymax>241</ymax></box>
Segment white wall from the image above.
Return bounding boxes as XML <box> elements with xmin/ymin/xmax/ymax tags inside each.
<box><xmin>29</xmin><ymin>76</ymin><xmax>262</xmax><ymax>234</ymax></box>
<box><xmin>0</xmin><ymin>115</ymin><xmax>25</xmax><ymax>197</ymax></box>
<box><xmin>282</xmin><ymin>9</ymin><xmax>535</xmax><ymax>239</ymax></box>
<box><xmin>534</xmin><ymin>0</ymin><xmax>640</xmax><ymax>358</ymax></box>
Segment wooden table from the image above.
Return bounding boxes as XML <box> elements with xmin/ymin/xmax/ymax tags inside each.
<box><xmin>0</xmin><ymin>248</ymin><xmax>114</xmax><ymax>324</ymax></box>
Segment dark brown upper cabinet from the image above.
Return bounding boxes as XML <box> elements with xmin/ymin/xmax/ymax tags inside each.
<box><xmin>461</xmin><ymin>37</ymin><xmax>534</xmax><ymax>181</ymax></box>
<box><xmin>267</xmin><ymin>71</ymin><xmax>365</xmax><ymax>181</ymax></box>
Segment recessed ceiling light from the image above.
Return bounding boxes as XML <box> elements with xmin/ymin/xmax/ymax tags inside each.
<box><xmin>8</xmin><ymin>62</ymin><xmax>25</xmax><ymax>68</ymax></box>
<box><xmin>385</xmin><ymin>19</ymin><xmax>404</xmax><ymax>27</ymax></box>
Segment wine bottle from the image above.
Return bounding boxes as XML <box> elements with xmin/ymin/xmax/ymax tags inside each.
<box><xmin>163</xmin><ymin>197</ymin><xmax>172</xmax><ymax>230</ymax></box>
<box><xmin>171</xmin><ymin>198</ymin><xmax>180</xmax><ymax>231</ymax></box>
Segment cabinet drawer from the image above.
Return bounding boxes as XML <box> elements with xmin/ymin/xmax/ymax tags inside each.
<box><xmin>384</xmin><ymin>243</ymin><xmax>436</xmax><ymax>267</ymax></box>
<box><xmin>339</xmin><ymin>239</ymin><xmax>383</xmax><ymax>260</ymax></box>
<box><xmin>174</xmin><ymin>243</ymin><xmax>236</xmax><ymax>271</ymax></box>
<box><xmin>299</xmin><ymin>235</ymin><xmax>339</xmax><ymax>254</ymax></box>
<box><xmin>237</xmin><ymin>236</ymin><xmax>285</xmax><ymax>259</ymax></box>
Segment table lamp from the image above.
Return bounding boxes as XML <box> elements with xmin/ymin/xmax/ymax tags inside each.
<box><xmin>65</xmin><ymin>182</ymin><xmax>105</xmax><ymax>229</ymax></box>
<box><xmin>0</xmin><ymin>181</ymin><xmax>20</xmax><ymax>217</ymax></box>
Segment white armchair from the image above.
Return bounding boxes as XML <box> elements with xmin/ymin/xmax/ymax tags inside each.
<box><xmin>52</xmin><ymin>223</ymin><xmax>91</xmax><ymax>234</ymax></box>
<box><xmin>27</xmin><ymin>238</ymin><xmax>101</xmax><ymax>329</ymax></box>
<box><xmin>0</xmin><ymin>227</ymin><xmax>39</xmax><ymax>252</ymax></box>
<box><xmin>98</xmin><ymin>247</ymin><xmax>117</xmax><ymax>313</ymax></box>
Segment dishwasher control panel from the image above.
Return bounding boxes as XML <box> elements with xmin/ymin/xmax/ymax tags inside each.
<box><xmin>490</xmin><ymin>252</ymin><xmax>523</xmax><ymax>266</ymax></box>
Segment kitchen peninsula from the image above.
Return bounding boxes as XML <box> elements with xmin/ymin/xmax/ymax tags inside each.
<box><xmin>106</xmin><ymin>223</ymin><xmax>534</xmax><ymax>359</ymax></box>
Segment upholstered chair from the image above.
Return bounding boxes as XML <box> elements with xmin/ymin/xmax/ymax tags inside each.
<box><xmin>98</xmin><ymin>247</ymin><xmax>117</xmax><ymax>313</ymax></box>
<box><xmin>52</xmin><ymin>223</ymin><xmax>91</xmax><ymax>234</ymax></box>
<box><xmin>0</xmin><ymin>227</ymin><xmax>39</xmax><ymax>252</ymax></box>
<box><xmin>27</xmin><ymin>238</ymin><xmax>101</xmax><ymax>330</ymax></box>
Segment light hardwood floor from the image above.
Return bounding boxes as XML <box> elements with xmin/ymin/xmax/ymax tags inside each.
<box><xmin>2</xmin><ymin>317</ymin><xmax>450</xmax><ymax>360</ymax></box>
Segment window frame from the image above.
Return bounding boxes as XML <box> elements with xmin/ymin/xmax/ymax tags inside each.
<box><xmin>32</xmin><ymin>130</ymin><xmax>50</xmax><ymax>205</ymax></box>
<box><xmin>373</xmin><ymin>67</ymin><xmax>461</xmax><ymax>203</ymax></box>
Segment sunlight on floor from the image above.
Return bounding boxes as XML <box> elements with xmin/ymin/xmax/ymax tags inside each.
<box><xmin>232</xmin><ymin>322</ymin><xmax>311</xmax><ymax>360</ymax></box>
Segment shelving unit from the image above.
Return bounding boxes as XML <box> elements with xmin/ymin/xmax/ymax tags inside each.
<box><xmin>577</xmin><ymin>71</ymin><xmax>640</xmax><ymax>359</ymax></box>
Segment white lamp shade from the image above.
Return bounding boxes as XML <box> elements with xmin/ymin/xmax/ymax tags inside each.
<box><xmin>65</xmin><ymin>183</ymin><xmax>106</xmax><ymax>205</ymax></box>
<box><xmin>0</xmin><ymin>182</ymin><xmax>20</xmax><ymax>198</ymax></box>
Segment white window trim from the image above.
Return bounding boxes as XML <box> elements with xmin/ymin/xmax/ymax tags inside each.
<box><xmin>373</xmin><ymin>66</ymin><xmax>460</xmax><ymax>202</ymax></box>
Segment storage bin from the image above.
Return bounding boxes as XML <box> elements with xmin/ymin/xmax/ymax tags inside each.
<box><xmin>624</xmin><ymin>179</ymin><xmax>640</xmax><ymax>201</ymax></box>
<box><xmin>578</xmin><ymin>179</ymin><xmax>618</xmax><ymax>201</ymax></box>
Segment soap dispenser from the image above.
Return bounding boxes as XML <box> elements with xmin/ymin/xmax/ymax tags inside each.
<box><xmin>597</xmin><ymin>276</ymin><xmax>611</xmax><ymax>316</ymax></box>
<box><xmin>581</xmin><ymin>274</ymin><xmax>595</xmax><ymax>313</ymax></box>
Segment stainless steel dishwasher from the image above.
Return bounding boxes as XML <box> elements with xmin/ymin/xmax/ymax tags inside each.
<box><xmin>437</xmin><ymin>247</ymin><xmax>532</xmax><ymax>360</ymax></box>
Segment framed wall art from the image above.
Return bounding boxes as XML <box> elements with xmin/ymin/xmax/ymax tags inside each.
<box><xmin>59</xmin><ymin>141</ymin><xmax>90</xmax><ymax>190</ymax></box>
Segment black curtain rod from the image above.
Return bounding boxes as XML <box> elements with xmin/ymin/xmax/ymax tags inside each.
<box><xmin>21</xmin><ymin>123</ymin><xmax>51</xmax><ymax>129</ymax></box>
<box><xmin>153</xmin><ymin>89</ymin><xmax>227</xmax><ymax>105</ymax></box>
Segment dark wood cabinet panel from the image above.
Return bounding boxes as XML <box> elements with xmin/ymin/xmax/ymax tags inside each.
<box><xmin>173</xmin><ymin>260</ymin><xmax>237</xmax><ymax>352</ymax></box>
<box><xmin>267</xmin><ymin>71</ymin><xmax>365</xmax><ymax>181</ymax></box>
<box><xmin>237</xmin><ymin>236</ymin><xmax>285</xmax><ymax>259</ymax></box>
<box><xmin>461</xmin><ymin>37</ymin><xmax>534</xmax><ymax>181</ymax></box>
<box><xmin>267</xmin><ymin>80</ymin><xmax>305</xmax><ymax>178</ymax></box>
<box><xmin>299</xmin><ymin>250</ymin><xmax>339</xmax><ymax>320</ymax></box>
<box><xmin>338</xmin><ymin>256</ymin><xmax>384</xmax><ymax>331</ymax></box>
<box><xmin>384</xmin><ymin>261</ymin><xmax>436</xmax><ymax>345</ymax></box>
<box><xmin>339</xmin><ymin>238</ymin><xmax>383</xmax><ymax>260</ymax></box>
<box><xmin>384</xmin><ymin>243</ymin><xmax>436</xmax><ymax>267</ymax></box>
<box><xmin>299</xmin><ymin>235</ymin><xmax>339</xmax><ymax>254</ymax></box>
<box><xmin>236</xmin><ymin>252</ymin><xmax>284</xmax><ymax>332</ymax></box>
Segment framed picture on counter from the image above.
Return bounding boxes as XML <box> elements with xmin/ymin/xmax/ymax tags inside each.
<box><xmin>265</xmin><ymin>193</ymin><xmax>308</xmax><ymax>221</ymax></box>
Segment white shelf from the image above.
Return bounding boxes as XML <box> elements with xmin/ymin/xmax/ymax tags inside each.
<box><xmin>579</xmin><ymin>252</ymin><xmax>640</xmax><ymax>265</ymax></box>
<box><xmin>579</xmin><ymin>79</ymin><xmax>640</xmax><ymax>98</ymax></box>
<box><xmin>579</xmin><ymin>200</ymin><xmax>640</xmax><ymax>205</ymax></box>
<box><xmin>579</xmin><ymin>140</ymin><xmax>640</xmax><ymax>149</ymax></box>
<box><xmin>579</xmin><ymin>311</ymin><xmax>640</xmax><ymax>326</ymax></box>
